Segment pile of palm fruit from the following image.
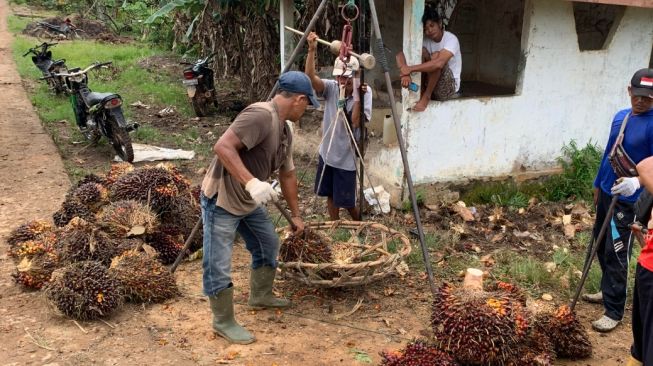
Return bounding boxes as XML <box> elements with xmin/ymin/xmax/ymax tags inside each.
<box><xmin>379</xmin><ymin>268</ymin><xmax>592</xmax><ymax>366</ymax></box>
<box><xmin>5</xmin><ymin>162</ymin><xmax>201</xmax><ymax>320</ymax></box>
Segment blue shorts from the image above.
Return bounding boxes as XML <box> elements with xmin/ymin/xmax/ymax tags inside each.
<box><xmin>314</xmin><ymin>156</ymin><xmax>357</xmax><ymax>208</ymax></box>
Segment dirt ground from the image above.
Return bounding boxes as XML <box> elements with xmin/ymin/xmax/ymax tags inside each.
<box><xmin>0</xmin><ymin>1</ymin><xmax>635</xmax><ymax>365</ymax></box>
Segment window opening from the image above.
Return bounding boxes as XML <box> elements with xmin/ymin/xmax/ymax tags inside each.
<box><xmin>572</xmin><ymin>2</ymin><xmax>624</xmax><ymax>51</ymax></box>
<box><xmin>447</xmin><ymin>0</ymin><xmax>525</xmax><ymax>97</ymax></box>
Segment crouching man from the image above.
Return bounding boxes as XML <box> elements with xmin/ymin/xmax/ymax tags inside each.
<box><xmin>199</xmin><ymin>71</ymin><xmax>317</xmax><ymax>344</ymax></box>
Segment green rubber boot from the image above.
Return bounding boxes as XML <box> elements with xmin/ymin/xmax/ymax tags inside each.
<box><xmin>248</xmin><ymin>266</ymin><xmax>291</xmax><ymax>309</ymax></box>
<box><xmin>209</xmin><ymin>287</ymin><xmax>255</xmax><ymax>344</ymax></box>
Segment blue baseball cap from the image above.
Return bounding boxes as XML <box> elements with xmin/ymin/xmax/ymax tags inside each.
<box><xmin>278</xmin><ymin>71</ymin><xmax>320</xmax><ymax>108</ymax></box>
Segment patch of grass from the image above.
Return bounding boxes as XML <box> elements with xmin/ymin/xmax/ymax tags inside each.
<box><xmin>542</xmin><ymin>140</ymin><xmax>603</xmax><ymax>202</ymax></box>
<box><xmin>462</xmin><ymin>141</ymin><xmax>602</xmax><ymax>208</ymax></box>
<box><xmin>7</xmin><ymin>15</ymin><xmax>30</xmax><ymax>34</ymax></box>
<box><xmin>402</xmin><ymin>189</ymin><xmax>425</xmax><ymax>212</ymax></box>
<box><xmin>11</xmin><ymin>35</ymin><xmax>191</xmax><ymax>122</ymax></box>
<box><xmin>407</xmin><ymin>232</ymin><xmax>456</xmax><ymax>270</ymax></box>
<box><xmin>494</xmin><ymin>251</ymin><xmax>558</xmax><ymax>293</ymax></box>
<box><xmin>331</xmin><ymin>228</ymin><xmax>351</xmax><ymax>242</ymax></box>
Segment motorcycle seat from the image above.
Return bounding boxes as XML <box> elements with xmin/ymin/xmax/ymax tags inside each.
<box><xmin>84</xmin><ymin>92</ymin><xmax>119</xmax><ymax>107</ymax></box>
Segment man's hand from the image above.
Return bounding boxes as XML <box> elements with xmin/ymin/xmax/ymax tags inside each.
<box><xmin>611</xmin><ymin>177</ymin><xmax>641</xmax><ymax>197</ymax></box>
<box><xmin>245</xmin><ymin>178</ymin><xmax>278</xmax><ymax>205</ymax></box>
<box><xmin>307</xmin><ymin>32</ymin><xmax>318</xmax><ymax>52</ymax></box>
<box><xmin>291</xmin><ymin>216</ymin><xmax>305</xmax><ymax>235</ymax></box>
<box><xmin>399</xmin><ymin>65</ymin><xmax>411</xmax><ymax>77</ymax></box>
<box><xmin>401</xmin><ymin>75</ymin><xmax>411</xmax><ymax>88</ymax></box>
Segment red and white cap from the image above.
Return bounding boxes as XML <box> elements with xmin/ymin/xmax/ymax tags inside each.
<box><xmin>631</xmin><ymin>68</ymin><xmax>653</xmax><ymax>98</ymax></box>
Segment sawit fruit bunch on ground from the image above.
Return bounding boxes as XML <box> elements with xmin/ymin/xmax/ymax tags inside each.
<box><xmin>379</xmin><ymin>270</ymin><xmax>592</xmax><ymax>366</ymax></box>
<box><xmin>5</xmin><ymin>162</ymin><xmax>202</xmax><ymax>320</ymax></box>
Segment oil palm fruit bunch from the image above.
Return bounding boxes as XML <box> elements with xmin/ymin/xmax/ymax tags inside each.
<box><xmin>8</xmin><ymin>232</ymin><xmax>56</xmax><ymax>262</ymax></box>
<box><xmin>158</xmin><ymin>192</ymin><xmax>201</xmax><ymax>251</ymax></box>
<box><xmin>155</xmin><ymin>163</ymin><xmax>191</xmax><ymax>190</ymax></box>
<box><xmin>431</xmin><ymin>269</ymin><xmax>531</xmax><ymax>365</ymax></box>
<box><xmin>145</xmin><ymin>230</ymin><xmax>184</xmax><ymax>264</ymax></box>
<box><xmin>55</xmin><ymin>217</ymin><xmax>116</xmax><ymax>265</ymax></box>
<box><xmin>7</xmin><ymin>220</ymin><xmax>53</xmax><ymax>247</ymax></box>
<box><xmin>380</xmin><ymin>339</ymin><xmax>459</xmax><ymax>366</ymax></box>
<box><xmin>104</xmin><ymin>162</ymin><xmax>134</xmax><ymax>185</ymax></box>
<box><xmin>97</xmin><ymin>200</ymin><xmax>158</xmax><ymax>238</ymax></box>
<box><xmin>109</xmin><ymin>249</ymin><xmax>179</xmax><ymax>303</ymax></box>
<box><xmin>13</xmin><ymin>250</ymin><xmax>60</xmax><ymax>289</ymax></box>
<box><xmin>68</xmin><ymin>182</ymin><xmax>109</xmax><ymax>211</ymax></box>
<box><xmin>280</xmin><ymin>229</ymin><xmax>332</xmax><ymax>263</ymax></box>
<box><xmin>44</xmin><ymin>261</ymin><xmax>122</xmax><ymax>320</ymax></box>
<box><xmin>52</xmin><ymin>198</ymin><xmax>95</xmax><ymax>227</ymax></box>
<box><xmin>109</xmin><ymin>166</ymin><xmax>190</xmax><ymax>213</ymax></box>
<box><xmin>506</xmin><ymin>326</ymin><xmax>555</xmax><ymax>366</ymax></box>
<box><xmin>534</xmin><ymin>305</ymin><xmax>592</xmax><ymax>359</ymax></box>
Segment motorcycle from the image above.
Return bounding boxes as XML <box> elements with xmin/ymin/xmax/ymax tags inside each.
<box><xmin>36</xmin><ymin>18</ymin><xmax>82</xmax><ymax>39</ymax></box>
<box><xmin>23</xmin><ymin>42</ymin><xmax>68</xmax><ymax>94</ymax></box>
<box><xmin>46</xmin><ymin>62</ymin><xmax>138</xmax><ymax>162</ymax></box>
<box><xmin>181</xmin><ymin>52</ymin><xmax>218</xmax><ymax>117</ymax></box>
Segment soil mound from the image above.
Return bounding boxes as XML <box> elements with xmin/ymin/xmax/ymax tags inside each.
<box><xmin>23</xmin><ymin>15</ymin><xmax>125</xmax><ymax>42</ymax></box>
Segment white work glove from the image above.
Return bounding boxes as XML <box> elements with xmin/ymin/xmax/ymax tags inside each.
<box><xmin>245</xmin><ymin>178</ymin><xmax>278</xmax><ymax>205</ymax></box>
<box><xmin>611</xmin><ymin>177</ymin><xmax>640</xmax><ymax>197</ymax></box>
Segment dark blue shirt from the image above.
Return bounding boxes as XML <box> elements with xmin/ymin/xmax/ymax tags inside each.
<box><xmin>594</xmin><ymin>108</ymin><xmax>653</xmax><ymax>202</ymax></box>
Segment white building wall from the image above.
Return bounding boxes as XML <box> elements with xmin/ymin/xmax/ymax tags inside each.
<box><xmin>368</xmin><ymin>0</ymin><xmax>653</xmax><ymax>192</ymax></box>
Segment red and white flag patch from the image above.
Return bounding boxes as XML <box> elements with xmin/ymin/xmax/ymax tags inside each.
<box><xmin>641</xmin><ymin>77</ymin><xmax>653</xmax><ymax>87</ymax></box>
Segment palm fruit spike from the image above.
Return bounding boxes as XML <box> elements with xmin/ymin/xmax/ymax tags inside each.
<box><xmin>97</xmin><ymin>200</ymin><xmax>158</xmax><ymax>238</ymax></box>
<box><xmin>535</xmin><ymin>305</ymin><xmax>592</xmax><ymax>359</ymax></box>
<box><xmin>104</xmin><ymin>162</ymin><xmax>134</xmax><ymax>185</ymax></box>
<box><xmin>145</xmin><ymin>231</ymin><xmax>184</xmax><ymax>264</ymax></box>
<box><xmin>13</xmin><ymin>250</ymin><xmax>60</xmax><ymax>289</ymax></box>
<box><xmin>380</xmin><ymin>339</ymin><xmax>460</xmax><ymax>366</ymax></box>
<box><xmin>279</xmin><ymin>229</ymin><xmax>332</xmax><ymax>263</ymax></box>
<box><xmin>7</xmin><ymin>220</ymin><xmax>53</xmax><ymax>247</ymax></box>
<box><xmin>52</xmin><ymin>198</ymin><xmax>95</xmax><ymax>227</ymax></box>
<box><xmin>109</xmin><ymin>166</ymin><xmax>188</xmax><ymax>213</ymax></box>
<box><xmin>69</xmin><ymin>182</ymin><xmax>109</xmax><ymax>211</ymax></box>
<box><xmin>431</xmin><ymin>268</ymin><xmax>530</xmax><ymax>365</ymax></box>
<box><xmin>110</xmin><ymin>249</ymin><xmax>179</xmax><ymax>303</ymax></box>
<box><xmin>44</xmin><ymin>261</ymin><xmax>122</xmax><ymax>320</ymax></box>
<box><xmin>9</xmin><ymin>238</ymin><xmax>49</xmax><ymax>263</ymax></box>
<box><xmin>55</xmin><ymin>217</ymin><xmax>117</xmax><ymax>265</ymax></box>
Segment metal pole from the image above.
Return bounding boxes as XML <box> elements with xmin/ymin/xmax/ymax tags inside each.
<box><xmin>267</xmin><ymin>0</ymin><xmax>330</xmax><ymax>100</ymax></box>
<box><xmin>169</xmin><ymin>218</ymin><xmax>202</xmax><ymax>273</ymax></box>
<box><xmin>357</xmin><ymin>0</ymin><xmax>367</xmax><ymax>220</ymax></box>
<box><xmin>569</xmin><ymin>195</ymin><xmax>619</xmax><ymax>310</ymax></box>
<box><xmin>366</xmin><ymin>0</ymin><xmax>437</xmax><ymax>295</ymax></box>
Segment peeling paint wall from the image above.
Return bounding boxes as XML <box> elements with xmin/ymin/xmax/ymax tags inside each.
<box><xmin>368</xmin><ymin>0</ymin><xmax>653</xmax><ymax>188</ymax></box>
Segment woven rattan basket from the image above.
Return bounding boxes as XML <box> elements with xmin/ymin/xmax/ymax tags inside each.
<box><xmin>278</xmin><ymin>220</ymin><xmax>411</xmax><ymax>287</ymax></box>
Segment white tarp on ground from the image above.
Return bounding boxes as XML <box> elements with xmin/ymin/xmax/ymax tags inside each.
<box><xmin>114</xmin><ymin>143</ymin><xmax>195</xmax><ymax>162</ymax></box>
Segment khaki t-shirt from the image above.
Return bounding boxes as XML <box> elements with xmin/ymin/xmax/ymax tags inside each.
<box><xmin>201</xmin><ymin>101</ymin><xmax>294</xmax><ymax>215</ymax></box>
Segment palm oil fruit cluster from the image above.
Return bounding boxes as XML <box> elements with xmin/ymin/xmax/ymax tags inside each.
<box><xmin>279</xmin><ymin>229</ymin><xmax>332</xmax><ymax>263</ymax></box>
<box><xmin>45</xmin><ymin>261</ymin><xmax>122</xmax><ymax>320</ymax></box>
<box><xmin>380</xmin><ymin>340</ymin><xmax>459</xmax><ymax>366</ymax></box>
<box><xmin>533</xmin><ymin>304</ymin><xmax>592</xmax><ymax>359</ymax></box>
<box><xmin>7</xmin><ymin>162</ymin><xmax>202</xmax><ymax>320</ymax></box>
<box><xmin>384</xmin><ymin>268</ymin><xmax>590</xmax><ymax>365</ymax></box>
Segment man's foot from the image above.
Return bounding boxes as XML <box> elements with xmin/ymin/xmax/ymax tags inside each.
<box><xmin>591</xmin><ymin>315</ymin><xmax>620</xmax><ymax>332</ymax></box>
<box><xmin>581</xmin><ymin>291</ymin><xmax>603</xmax><ymax>304</ymax></box>
<box><xmin>411</xmin><ymin>100</ymin><xmax>428</xmax><ymax>112</ymax></box>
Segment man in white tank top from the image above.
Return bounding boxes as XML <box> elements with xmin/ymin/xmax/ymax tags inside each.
<box><xmin>396</xmin><ymin>5</ymin><xmax>462</xmax><ymax>112</ymax></box>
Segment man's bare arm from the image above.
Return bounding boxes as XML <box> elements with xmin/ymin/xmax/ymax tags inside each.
<box><xmin>401</xmin><ymin>49</ymin><xmax>453</xmax><ymax>75</ymax></box>
<box><xmin>279</xmin><ymin>168</ymin><xmax>305</xmax><ymax>233</ymax></box>
<box><xmin>305</xmin><ymin>32</ymin><xmax>325</xmax><ymax>94</ymax></box>
<box><xmin>214</xmin><ymin>129</ymin><xmax>254</xmax><ymax>185</ymax></box>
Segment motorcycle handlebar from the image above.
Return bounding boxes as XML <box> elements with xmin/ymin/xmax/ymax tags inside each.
<box><xmin>51</xmin><ymin>61</ymin><xmax>113</xmax><ymax>78</ymax></box>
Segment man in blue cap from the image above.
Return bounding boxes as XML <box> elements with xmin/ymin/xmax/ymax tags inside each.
<box><xmin>199</xmin><ymin>71</ymin><xmax>318</xmax><ymax>344</ymax></box>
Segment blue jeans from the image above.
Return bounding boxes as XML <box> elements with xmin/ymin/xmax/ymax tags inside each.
<box><xmin>200</xmin><ymin>193</ymin><xmax>280</xmax><ymax>296</ymax></box>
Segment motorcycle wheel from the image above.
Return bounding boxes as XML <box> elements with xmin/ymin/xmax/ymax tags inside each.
<box><xmin>191</xmin><ymin>96</ymin><xmax>208</xmax><ymax>117</ymax></box>
<box><xmin>108</xmin><ymin>115</ymin><xmax>134</xmax><ymax>163</ymax></box>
